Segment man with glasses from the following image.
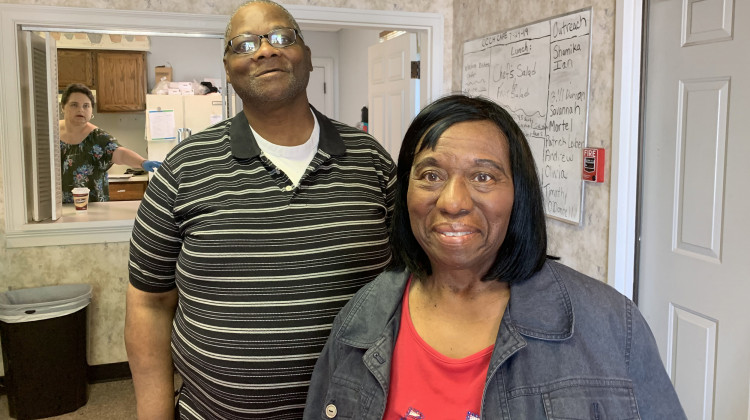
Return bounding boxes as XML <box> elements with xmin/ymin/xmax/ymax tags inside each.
<box><xmin>125</xmin><ymin>1</ymin><xmax>396</xmax><ymax>418</ymax></box>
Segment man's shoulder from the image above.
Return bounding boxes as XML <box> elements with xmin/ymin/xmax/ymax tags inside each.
<box><xmin>189</xmin><ymin>116</ymin><xmax>233</xmax><ymax>141</ymax></box>
<box><xmin>168</xmin><ymin>118</ymin><xmax>232</xmax><ymax>153</ymax></box>
<box><xmin>154</xmin><ymin>118</ymin><xmax>233</xmax><ymax>172</ymax></box>
<box><xmin>327</xmin><ymin>119</ymin><xmax>394</xmax><ymax>161</ymax></box>
<box><xmin>332</xmin><ymin>120</ymin><xmax>374</xmax><ymax>140</ymax></box>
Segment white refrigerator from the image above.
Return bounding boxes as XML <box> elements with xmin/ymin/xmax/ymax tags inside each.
<box><xmin>146</xmin><ymin>93</ymin><xmax>224</xmax><ymax>175</ymax></box>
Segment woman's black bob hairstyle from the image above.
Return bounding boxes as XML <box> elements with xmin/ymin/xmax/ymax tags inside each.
<box><xmin>390</xmin><ymin>94</ymin><xmax>547</xmax><ymax>282</ymax></box>
<box><xmin>61</xmin><ymin>83</ymin><xmax>96</xmax><ymax>108</ymax></box>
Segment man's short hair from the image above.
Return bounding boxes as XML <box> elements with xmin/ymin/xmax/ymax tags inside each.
<box><xmin>224</xmin><ymin>0</ymin><xmax>303</xmax><ymax>49</ymax></box>
<box><xmin>389</xmin><ymin>94</ymin><xmax>548</xmax><ymax>283</ymax></box>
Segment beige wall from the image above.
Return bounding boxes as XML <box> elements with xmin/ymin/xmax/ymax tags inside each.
<box><xmin>453</xmin><ymin>0</ymin><xmax>616</xmax><ymax>279</ymax></box>
<box><xmin>0</xmin><ymin>0</ymin><xmax>616</xmax><ymax>371</ymax></box>
<box><xmin>0</xmin><ymin>0</ymin><xmax>454</xmax><ymax>369</ymax></box>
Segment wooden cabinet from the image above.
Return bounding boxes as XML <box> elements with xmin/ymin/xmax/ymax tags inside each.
<box><xmin>57</xmin><ymin>49</ymin><xmax>95</xmax><ymax>89</ymax></box>
<box><xmin>57</xmin><ymin>49</ymin><xmax>146</xmax><ymax>112</ymax></box>
<box><xmin>96</xmin><ymin>51</ymin><xmax>146</xmax><ymax>112</ymax></box>
<box><xmin>109</xmin><ymin>180</ymin><xmax>148</xmax><ymax>201</ymax></box>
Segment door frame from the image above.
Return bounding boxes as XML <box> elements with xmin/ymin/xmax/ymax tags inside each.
<box><xmin>608</xmin><ymin>0</ymin><xmax>644</xmax><ymax>299</ymax></box>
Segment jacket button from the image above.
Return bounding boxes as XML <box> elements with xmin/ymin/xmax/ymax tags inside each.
<box><xmin>325</xmin><ymin>403</ymin><xmax>337</xmax><ymax>418</ymax></box>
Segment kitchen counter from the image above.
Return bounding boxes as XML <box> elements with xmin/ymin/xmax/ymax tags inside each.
<box><xmin>59</xmin><ymin>201</ymin><xmax>141</xmax><ymax>222</ymax></box>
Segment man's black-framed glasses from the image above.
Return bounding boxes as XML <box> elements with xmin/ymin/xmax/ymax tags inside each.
<box><xmin>225</xmin><ymin>28</ymin><xmax>301</xmax><ymax>55</ymax></box>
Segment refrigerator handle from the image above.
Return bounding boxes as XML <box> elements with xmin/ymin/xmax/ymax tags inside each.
<box><xmin>177</xmin><ymin>128</ymin><xmax>192</xmax><ymax>143</ymax></box>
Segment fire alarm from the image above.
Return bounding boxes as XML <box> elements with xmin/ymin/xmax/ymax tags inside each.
<box><xmin>582</xmin><ymin>147</ymin><xmax>605</xmax><ymax>183</ymax></box>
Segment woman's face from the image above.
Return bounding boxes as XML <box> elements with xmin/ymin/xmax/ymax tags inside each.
<box><xmin>407</xmin><ymin>120</ymin><xmax>514</xmax><ymax>276</ymax></box>
<box><xmin>62</xmin><ymin>92</ymin><xmax>93</xmax><ymax>124</ymax></box>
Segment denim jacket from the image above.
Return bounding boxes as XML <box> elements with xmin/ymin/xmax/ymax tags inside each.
<box><xmin>303</xmin><ymin>260</ymin><xmax>686</xmax><ymax>420</ymax></box>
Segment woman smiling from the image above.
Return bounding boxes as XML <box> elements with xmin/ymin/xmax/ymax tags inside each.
<box><xmin>304</xmin><ymin>94</ymin><xmax>686</xmax><ymax>419</ymax></box>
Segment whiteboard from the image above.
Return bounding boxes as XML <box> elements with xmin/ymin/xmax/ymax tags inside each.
<box><xmin>462</xmin><ymin>8</ymin><xmax>592</xmax><ymax>224</ymax></box>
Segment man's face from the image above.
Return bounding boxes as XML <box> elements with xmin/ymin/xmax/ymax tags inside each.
<box><xmin>223</xmin><ymin>3</ymin><xmax>313</xmax><ymax>106</ymax></box>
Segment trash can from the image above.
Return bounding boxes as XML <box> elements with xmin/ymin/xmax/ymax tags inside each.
<box><xmin>0</xmin><ymin>284</ymin><xmax>92</xmax><ymax>420</ymax></box>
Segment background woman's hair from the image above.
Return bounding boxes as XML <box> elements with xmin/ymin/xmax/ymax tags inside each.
<box><xmin>61</xmin><ymin>83</ymin><xmax>95</xmax><ymax>108</ymax></box>
<box><xmin>389</xmin><ymin>94</ymin><xmax>547</xmax><ymax>282</ymax></box>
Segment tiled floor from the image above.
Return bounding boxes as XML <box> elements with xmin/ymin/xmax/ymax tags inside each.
<box><xmin>0</xmin><ymin>378</ymin><xmax>137</xmax><ymax>419</ymax></box>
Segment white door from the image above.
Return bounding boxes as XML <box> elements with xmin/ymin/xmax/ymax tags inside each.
<box><xmin>638</xmin><ymin>1</ymin><xmax>749</xmax><ymax>419</ymax></box>
<box><xmin>368</xmin><ymin>33</ymin><xmax>417</xmax><ymax>160</ymax></box>
<box><xmin>308</xmin><ymin>57</ymin><xmax>334</xmax><ymax>117</ymax></box>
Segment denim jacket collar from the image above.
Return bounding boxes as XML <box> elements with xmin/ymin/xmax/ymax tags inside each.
<box><xmin>335</xmin><ymin>262</ymin><xmax>574</xmax><ymax>349</ymax></box>
<box><xmin>334</xmin><ymin>269</ymin><xmax>409</xmax><ymax>348</ymax></box>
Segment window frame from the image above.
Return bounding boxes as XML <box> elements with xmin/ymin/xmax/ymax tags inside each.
<box><xmin>0</xmin><ymin>4</ymin><xmax>445</xmax><ymax>248</ymax></box>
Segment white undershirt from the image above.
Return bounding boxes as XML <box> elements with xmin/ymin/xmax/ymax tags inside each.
<box><xmin>250</xmin><ymin>109</ymin><xmax>320</xmax><ymax>187</ymax></box>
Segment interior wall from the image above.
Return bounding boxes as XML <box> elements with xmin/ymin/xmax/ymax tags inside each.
<box><xmin>147</xmin><ymin>36</ymin><xmax>224</xmax><ymax>91</ymax></box>
<box><xmin>338</xmin><ymin>28</ymin><xmax>382</xmax><ymax>127</ymax></box>
<box><xmin>0</xmin><ymin>0</ymin><xmax>453</xmax><ymax>372</ymax></box>
<box><xmin>452</xmin><ymin>0</ymin><xmax>616</xmax><ymax>280</ymax></box>
<box><xmin>300</xmin><ymin>29</ymin><xmax>341</xmax><ymax>119</ymax></box>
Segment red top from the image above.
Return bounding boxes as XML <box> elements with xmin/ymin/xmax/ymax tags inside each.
<box><xmin>383</xmin><ymin>277</ymin><xmax>493</xmax><ymax>420</ymax></box>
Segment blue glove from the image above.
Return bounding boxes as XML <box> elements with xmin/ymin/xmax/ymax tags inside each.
<box><xmin>142</xmin><ymin>160</ymin><xmax>162</xmax><ymax>172</ymax></box>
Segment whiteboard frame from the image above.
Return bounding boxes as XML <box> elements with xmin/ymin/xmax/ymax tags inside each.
<box><xmin>461</xmin><ymin>7</ymin><xmax>593</xmax><ymax>225</ymax></box>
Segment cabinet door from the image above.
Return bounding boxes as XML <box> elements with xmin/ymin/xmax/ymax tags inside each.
<box><xmin>109</xmin><ymin>180</ymin><xmax>147</xmax><ymax>201</ymax></box>
<box><xmin>57</xmin><ymin>49</ymin><xmax>95</xmax><ymax>89</ymax></box>
<box><xmin>96</xmin><ymin>51</ymin><xmax>146</xmax><ymax>112</ymax></box>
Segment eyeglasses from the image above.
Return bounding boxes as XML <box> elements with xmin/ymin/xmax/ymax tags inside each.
<box><xmin>225</xmin><ymin>28</ymin><xmax>301</xmax><ymax>55</ymax></box>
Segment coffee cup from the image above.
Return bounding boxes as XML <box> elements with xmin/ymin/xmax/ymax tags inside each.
<box><xmin>72</xmin><ymin>187</ymin><xmax>90</xmax><ymax>211</ymax></box>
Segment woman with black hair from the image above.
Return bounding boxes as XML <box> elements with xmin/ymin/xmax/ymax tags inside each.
<box><xmin>303</xmin><ymin>94</ymin><xmax>685</xmax><ymax>419</ymax></box>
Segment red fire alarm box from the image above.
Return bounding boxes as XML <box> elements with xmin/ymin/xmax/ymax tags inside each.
<box><xmin>582</xmin><ymin>147</ymin><xmax>605</xmax><ymax>183</ymax></box>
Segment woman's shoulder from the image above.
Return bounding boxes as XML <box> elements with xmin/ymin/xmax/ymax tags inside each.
<box><xmin>542</xmin><ymin>260</ymin><xmax>633</xmax><ymax>321</ymax></box>
<box><xmin>546</xmin><ymin>261</ymin><xmax>627</xmax><ymax>300</ymax></box>
<box><xmin>88</xmin><ymin>127</ymin><xmax>118</xmax><ymax>144</ymax></box>
<box><xmin>89</xmin><ymin>126</ymin><xmax>109</xmax><ymax>137</ymax></box>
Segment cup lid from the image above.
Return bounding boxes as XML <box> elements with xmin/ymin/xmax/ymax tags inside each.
<box><xmin>72</xmin><ymin>187</ymin><xmax>90</xmax><ymax>194</ymax></box>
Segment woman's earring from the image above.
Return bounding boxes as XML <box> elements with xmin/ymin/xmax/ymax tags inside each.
<box><xmin>90</xmin><ymin>114</ymin><xmax>95</xmax><ymax>120</ymax></box>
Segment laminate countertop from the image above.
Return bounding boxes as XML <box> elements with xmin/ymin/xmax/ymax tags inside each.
<box><xmin>60</xmin><ymin>201</ymin><xmax>141</xmax><ymax>222</ymax></box>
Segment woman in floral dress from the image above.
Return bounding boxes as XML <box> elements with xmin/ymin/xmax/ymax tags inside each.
<box><xmin>59</xmin><ymin>83</ymin><xmax>160</xmax><ymax>203</ymax></box>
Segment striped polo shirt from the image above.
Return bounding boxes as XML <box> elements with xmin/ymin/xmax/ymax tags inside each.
<box><xmin>129</xmin><ymin>109</ymin><xmax>396</xmax><ymax>419</ymax></box>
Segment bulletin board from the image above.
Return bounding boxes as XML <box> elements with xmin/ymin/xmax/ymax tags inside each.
<box><xmin>461</xmin><ymin>8</ymin><xmax>592</xmax><ymax>224</ymax></box>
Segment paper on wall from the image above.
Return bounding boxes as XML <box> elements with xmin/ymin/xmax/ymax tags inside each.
<box><xmin>148</xmin><ymin>109</ymin><xmax>176</xmax><ymax>140</ymax></box>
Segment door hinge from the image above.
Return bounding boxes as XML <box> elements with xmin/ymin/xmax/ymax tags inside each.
<box><xmin>411</xmin><ymin>61</ymin><xmax>420</xmax><ymax>79</ymax></box>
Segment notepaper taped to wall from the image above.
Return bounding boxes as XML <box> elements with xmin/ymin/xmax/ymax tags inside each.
<box><xmin>148</xmin><ymin>110</ymin><xmax>176</xmax><ymax>140</ymax></box>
